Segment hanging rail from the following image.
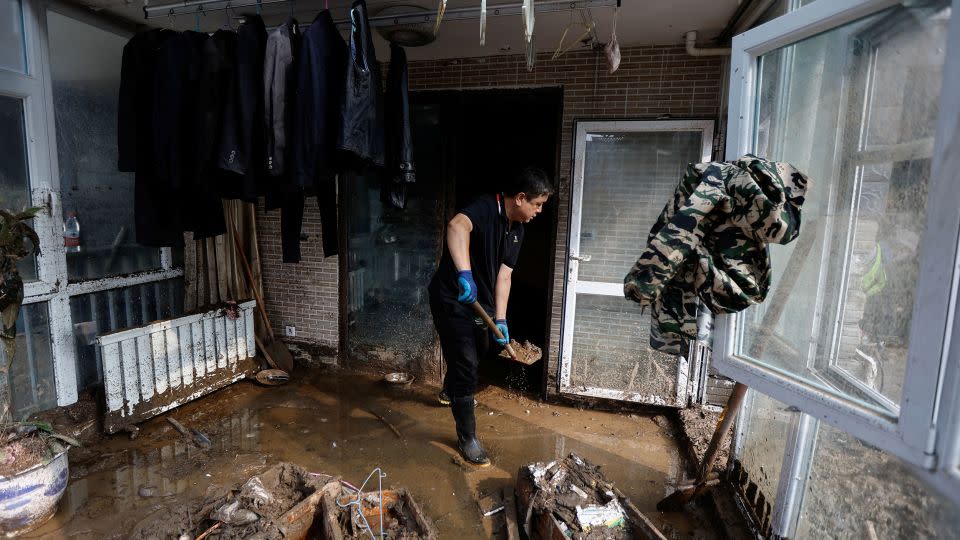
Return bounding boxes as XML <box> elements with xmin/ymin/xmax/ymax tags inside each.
<box><xmin>143</xmin><ymin>0</ymin><xmax>618</xmax><ymax>24</ymax></box>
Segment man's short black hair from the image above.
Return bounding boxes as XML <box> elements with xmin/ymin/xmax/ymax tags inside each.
<box><xmin>505</xmin><ymin>167</ymin><xmax>554</xmax><ymax>198</ymax></box>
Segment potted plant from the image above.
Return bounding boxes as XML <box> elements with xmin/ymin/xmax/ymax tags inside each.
<box><xmin>0</xmin><ymin>207</ymin><xmax>74</xmax><ymax>535</ymax></box>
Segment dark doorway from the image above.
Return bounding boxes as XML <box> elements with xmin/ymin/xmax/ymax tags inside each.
<box><xmin>415</xmin><ymin>88</ymin><xmax>563</xmax><ymax>396</ymax></box>
<box><xmin>342</xmin><ymin>88</ymin><xmax>562</xmax><ymax>396</ymax></box>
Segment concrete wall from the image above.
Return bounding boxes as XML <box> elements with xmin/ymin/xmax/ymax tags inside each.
<box><xmin>256</xmin><ymin>45</ymin><xmax>724</xmax><ymax>391</ymax></box>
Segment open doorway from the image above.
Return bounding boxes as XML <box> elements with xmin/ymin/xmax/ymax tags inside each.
<box><xmin>343</xmin><ymin>88</ymin><xmax>562</xmax><ymax>395</ymax></box>
<box><xmin>420</xmin><ymin>88</ymin><xmax>563</xmax><ymax>397</ymax></box>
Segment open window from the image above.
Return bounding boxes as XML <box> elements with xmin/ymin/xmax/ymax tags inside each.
<box><xmin>715</xmin><ymin>0</ymin><xmax>960</xmax><ymax>498</ymax></box>
<box><xmin>1</xmin><ymin>0</ymin><xmax>185</xmax><ymax>416</ymax></box>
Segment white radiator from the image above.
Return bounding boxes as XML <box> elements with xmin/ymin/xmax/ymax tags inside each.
<box><xmin>96</xmin><ymin>300</ymin><xmax>257</xmax><ymax>434</ymax></box>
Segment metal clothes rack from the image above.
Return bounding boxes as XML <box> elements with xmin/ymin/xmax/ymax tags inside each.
<box><xmin>142</xmin><ymin>0</ymin><xmax>619</xmax><ymax>26</ymax></box>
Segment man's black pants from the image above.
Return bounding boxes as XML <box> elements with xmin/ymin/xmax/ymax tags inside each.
<box><xmin>429</xmin><ymin>295</ymin><xmax>489</xmax><ymax>398</ymax></box>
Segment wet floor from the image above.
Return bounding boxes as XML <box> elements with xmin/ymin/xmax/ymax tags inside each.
<box><xmin>26</xmin><ymin>369</ymin><xmax>719</xmax><ymax>539</ymax></box>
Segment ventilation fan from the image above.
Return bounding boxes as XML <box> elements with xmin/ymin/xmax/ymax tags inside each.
<box><xmin>374</xmin><ymin>4</ymin><xmax>436</xmax><ymax>47</ymax></box>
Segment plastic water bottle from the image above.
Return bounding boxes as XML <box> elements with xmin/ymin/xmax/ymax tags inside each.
<box><xmin>63</xmin><ymin>212</ymin><xmax>81</xmax><ymax>253</ymax></box>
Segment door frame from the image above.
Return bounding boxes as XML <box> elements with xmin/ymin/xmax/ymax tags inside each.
<box><xmin>558</xmin><ymin>119</ymin><xmax>715</xmax><ymax>406</ymax></box>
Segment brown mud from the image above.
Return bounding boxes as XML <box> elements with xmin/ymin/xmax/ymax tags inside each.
<box><xmin>24</xmin><ymin>367</ymin><xmax>720</xmax><ymax>539</ymax></box>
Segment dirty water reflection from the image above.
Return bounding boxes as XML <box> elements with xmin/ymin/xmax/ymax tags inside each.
<box><xmin>28</xmin><ymin>372</ymin><xmax>711</xmax><ymax>539</ymax></box>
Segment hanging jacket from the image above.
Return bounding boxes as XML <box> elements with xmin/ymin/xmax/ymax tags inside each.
<box><xmin>264</xmin><ymin>18</ymin><xmax>300</xmax><ymax>179</ymax></box>
<box><xmin>119</xmin><ymin>28</ymin><xmax>187</xmax><ymax>247</ymax></box>
<box><xmin>118</xmin><ymin>28</ymin><xmax>174</xmax><ymax>173</ymax></box>
<box><xmin>218</xmin><ymin>14</ymin><xmax>267</xmax><ymax>201</ymax></box>
<box><xmin>623</xmin><ymin>155</ymin><xmax>810</xmax><ymax>355</ymax></box>
<box><xmin>382</xmin><ymin>42</ymin><xmax>415</xmax><ymax>209</ymax></box>
<box><xmin>292</xmin><ymin>11</ymin><xmax>347</xmax><ymax>186</ymax></box>
<box><xmin>339</xmin><ymin>0</ymin><xmax>385</xmax><ymax>166</ymax></box>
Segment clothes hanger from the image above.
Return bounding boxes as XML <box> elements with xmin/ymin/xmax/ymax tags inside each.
<box><xmin>480</xmin><ymin>0</ymin><xmax>486</xmax><ymax>46</ymax></box>
<box><xmin>255</xmin><ymin>0</ymin><xmax>261</xmax><ymax>16</ymax></box>
<box><xmin>222</xmin><ymin>2</ymin><xmax>234</xmax><ymax>30</ymax></box>
<box><xmin>523</xmin><ymin>0</ymin><xmax>534</xmax><ymax>70</ymax></box>
<box><xmin>552</xmin><ymin>9</ymin><xmax>595</xmax><ymax>60</ymax></box>
<box><xmin>433</xmin><ymin>0</ymin><xmax>447</xmax><ymax>36</ymax></box>
<box><xmin>195</xmin><ymin>5</ymin><xmax>204</xmax><ymax>32</ymax></box>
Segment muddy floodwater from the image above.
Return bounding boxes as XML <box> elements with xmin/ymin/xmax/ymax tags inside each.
<box><xmin>25</xmin><ymin>369</ymin><xmax>719</xmax><ymax>539</ymax></box>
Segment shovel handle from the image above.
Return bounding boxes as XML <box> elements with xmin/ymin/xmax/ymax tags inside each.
<box><xmin>230</xmin><ymin>222</ymin><xmax>275</xmax><ymax>339</ymax></box>
<box><xmin>470</xmin><ymin>301</ymin><xmax>518</xmax><ymax>360</ymax></box>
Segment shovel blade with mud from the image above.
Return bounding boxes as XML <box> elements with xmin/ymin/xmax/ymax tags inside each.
<box><xmin>470</xmin><ymin>301</ymin><xmax>542</xmax><ymax>365</ymax></box>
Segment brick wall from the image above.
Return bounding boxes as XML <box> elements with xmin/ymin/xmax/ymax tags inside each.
<box><xmin>257</xmin><ymin>197</ymin><xmax>339</xmax><ymax>350</ymax></box>
<box><xmin>256</xmin><ymin>45</ymin><xmax>724</xmax><ymax>389</ymax></box>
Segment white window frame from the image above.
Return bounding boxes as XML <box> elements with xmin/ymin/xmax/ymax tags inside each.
<box><xmin>715</xmin><ymin>0</ymin><xmax>960</xmax><ymax>479</ymax></box>
<box><xmin>4</xmin><ymin>0</ymin><xmax>184</xmax><ymax>409</ymax></box>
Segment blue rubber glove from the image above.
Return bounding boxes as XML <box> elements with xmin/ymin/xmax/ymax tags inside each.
<box><xmin>456</xmin><ymin>270</ymin><xmax>477</xmax><ymax>304</ymax></box>
<box><xmin>494</xmin><ymin>319</ymin><xmax>509</xmax><ymax>346</ymax></box>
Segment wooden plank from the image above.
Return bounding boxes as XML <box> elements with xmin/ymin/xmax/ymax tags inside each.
<box><xmin>166</xmin><ymin>326</ymin><xmax>182</xmax><ymax>388</ymax></box>
<box><xmin>121</xmin><ymin>339</ymin><xmax>140</xmax><ymax>413</ymax></box>
<box><xmin>502</xmin><ymin>488</ymin><xmax>520</xmax><ymax>540</ymax></box>
<box><xmin>101</xmin><ymin>342</ymin><xmax>123</xmax><ymax>412</ymax></box>
<box><xmin>320</xmin><ymin>491</ymin><xmax>344</xmax><ymax>540</ymax></box>
<box><xmin>136</xmin><ymin>335</ymin><xmax>154</xmax><ymax>401</ymax></box>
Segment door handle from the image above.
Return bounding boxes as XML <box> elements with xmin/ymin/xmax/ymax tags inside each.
<box><xmin>570</xmin><ymin>254</ymin><xmax>592</xmax><ymax>262</ymax></box>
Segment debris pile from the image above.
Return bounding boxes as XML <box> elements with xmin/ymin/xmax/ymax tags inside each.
<box><xmin>332</xmin><ymin>487</ymin><xmax>434</xmax><ymax>539</ymax></box>
<box><xmin>518</xmin><ymin>453</ymin><xmax>664</xmax><ymax>540</ymax></box>
<box><xmin>131</xmin><ymin>462</ymin><xmax>332</xmax><ymax>540</ymax></box>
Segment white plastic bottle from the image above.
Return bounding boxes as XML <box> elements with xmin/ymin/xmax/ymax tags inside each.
<box><xmin>63</xmin><ymin>211</ymin><xmax>81</xmax><ymax>253</ymax></box>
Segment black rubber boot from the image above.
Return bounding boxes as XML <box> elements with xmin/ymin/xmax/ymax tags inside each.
<box><xmin>451</xmin><ymin>395</ymin><xmax>490</xmax><ymax>466</ymax></box>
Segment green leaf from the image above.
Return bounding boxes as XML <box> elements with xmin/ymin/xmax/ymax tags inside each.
<box><xmin>28</xmin><ymin>421</ymin><xmax>53</xmax><ymax>433</ymax></box>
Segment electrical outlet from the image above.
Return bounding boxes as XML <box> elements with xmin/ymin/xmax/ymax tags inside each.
<box><xmin>284</xmin><ymin>325</ymin><xmax>296</xmax><ymax>337</ymax></box>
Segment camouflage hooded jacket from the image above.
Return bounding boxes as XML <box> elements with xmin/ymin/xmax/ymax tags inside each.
<box><xmin>623</xmin><ymin>155</ymin><xmax>809</xmax><ymax>355</ymax></box>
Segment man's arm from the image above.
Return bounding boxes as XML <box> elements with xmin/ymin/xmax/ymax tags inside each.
<box><xmin>494</xmin><ymin>264</ymin><xmax>513</xmax><ymax>319</ymax></box>
<box><xmin>447</xmin><ymin>213</ymin><xmax>473</xmax><ymax>271</ymax></box>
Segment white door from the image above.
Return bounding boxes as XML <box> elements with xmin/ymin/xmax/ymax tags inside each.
<box><xmin>559</xmin><ymin>120</ymin><xmax>715</xmax><ymax>407</ymax></box>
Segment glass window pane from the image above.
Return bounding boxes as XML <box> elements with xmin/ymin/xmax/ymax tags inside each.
<box><xmin>735</xmin><ymin>390</ymin><xmax>798</xmax><ymax>512</ymax></box>
<box><xmin>345</xmin><ymin>141</ymin><xmax>442</xmax><ymax>369</ymax></box>
<box><xmin>796</xmin><ymin>422</ymin><xmax>960</xmax><ymax>539</ymax></box>
<box><xmin>0</xmin><ymin>0</ymin><xmax>28</xmax><ymax>74</ymax></box>
<box><xmin>8</xmin><ymin>302</ymin><xmax>55</xmax><ymax>418</ymax></box>
<box><xmin>736</xmin><ymin>2</ymin><xmax>951</xmax><ymax>414</ymax></box>
<box><xmin>70</xmin><ymin>278</ymin><xmax>184</xmax><ymax>392</ymax></box>
<box><xmin>578</xmin><ymin>131</ymin><xmax>704</xmax><ymax>283</ymax></box>
<box><xmin>0</xmin><ymin>95</ymin><xmax>38</xmax><ymax>281</ymax></box>
<box><xmin>47</xmin><ymin>11</ymin><xmax>162</xmax><ymax>280</ymax></box>
<box><xmin>570</xmin><ymin>294</ymin><xmax>679</xmax><ymax>399</ymax></box>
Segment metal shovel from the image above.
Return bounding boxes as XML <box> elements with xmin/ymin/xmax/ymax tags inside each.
<box><xmin>470</xmin><ymin>301</ymin><xmax>542</xmax><ymax>365</ymax></box>
<box><xmin>231</xmin><ymin>223</ymin><xmax>295</xmax><ymax>373</ymax></box>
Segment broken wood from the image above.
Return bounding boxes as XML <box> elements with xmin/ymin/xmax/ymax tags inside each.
<box><xmin>657</xmin><ymin>381</ymin><xmax>748</xmax><ymax>511</ymax></box>
<box><xmin>366</xmin><ymin>408</ymin><xmax>403</xmax><ymax>439</ymax></box>
<box><xmin>166</xmin><ymin>417</ymin><xmax>189</xmax><ymax>436</ymax></box>
<box><xmin>502</xmin><ymin>487</ymin><xmax>520</xmax><ymax>540</ymax></box>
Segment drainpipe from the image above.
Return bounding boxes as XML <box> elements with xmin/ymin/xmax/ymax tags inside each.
<box><xmin>685</xmin><ymin>30</ymin><xmax>731</xmax><ymax>56</ymax></box>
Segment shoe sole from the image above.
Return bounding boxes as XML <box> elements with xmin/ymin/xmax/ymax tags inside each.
<box><xmin>438</xmin><ymin>396</ymin><xmax>478</xmax><ymax>407</ymax></box>
<box><xmin>458</xmin><ymin>451</ymin><xmax>491</xmax><ymax>467</ymax></box>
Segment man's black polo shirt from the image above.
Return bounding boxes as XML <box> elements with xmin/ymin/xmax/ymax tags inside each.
<box><xmin>429</xmin><ymin>193</ymin><xmax>525</xmax><ymax>315</ymax></box>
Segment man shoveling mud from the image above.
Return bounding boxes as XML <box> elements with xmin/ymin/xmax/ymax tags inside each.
<box><xmin>428</xmin><ymin>167</ymin><xmax>553</xmax><ymax>466</ymax></box>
